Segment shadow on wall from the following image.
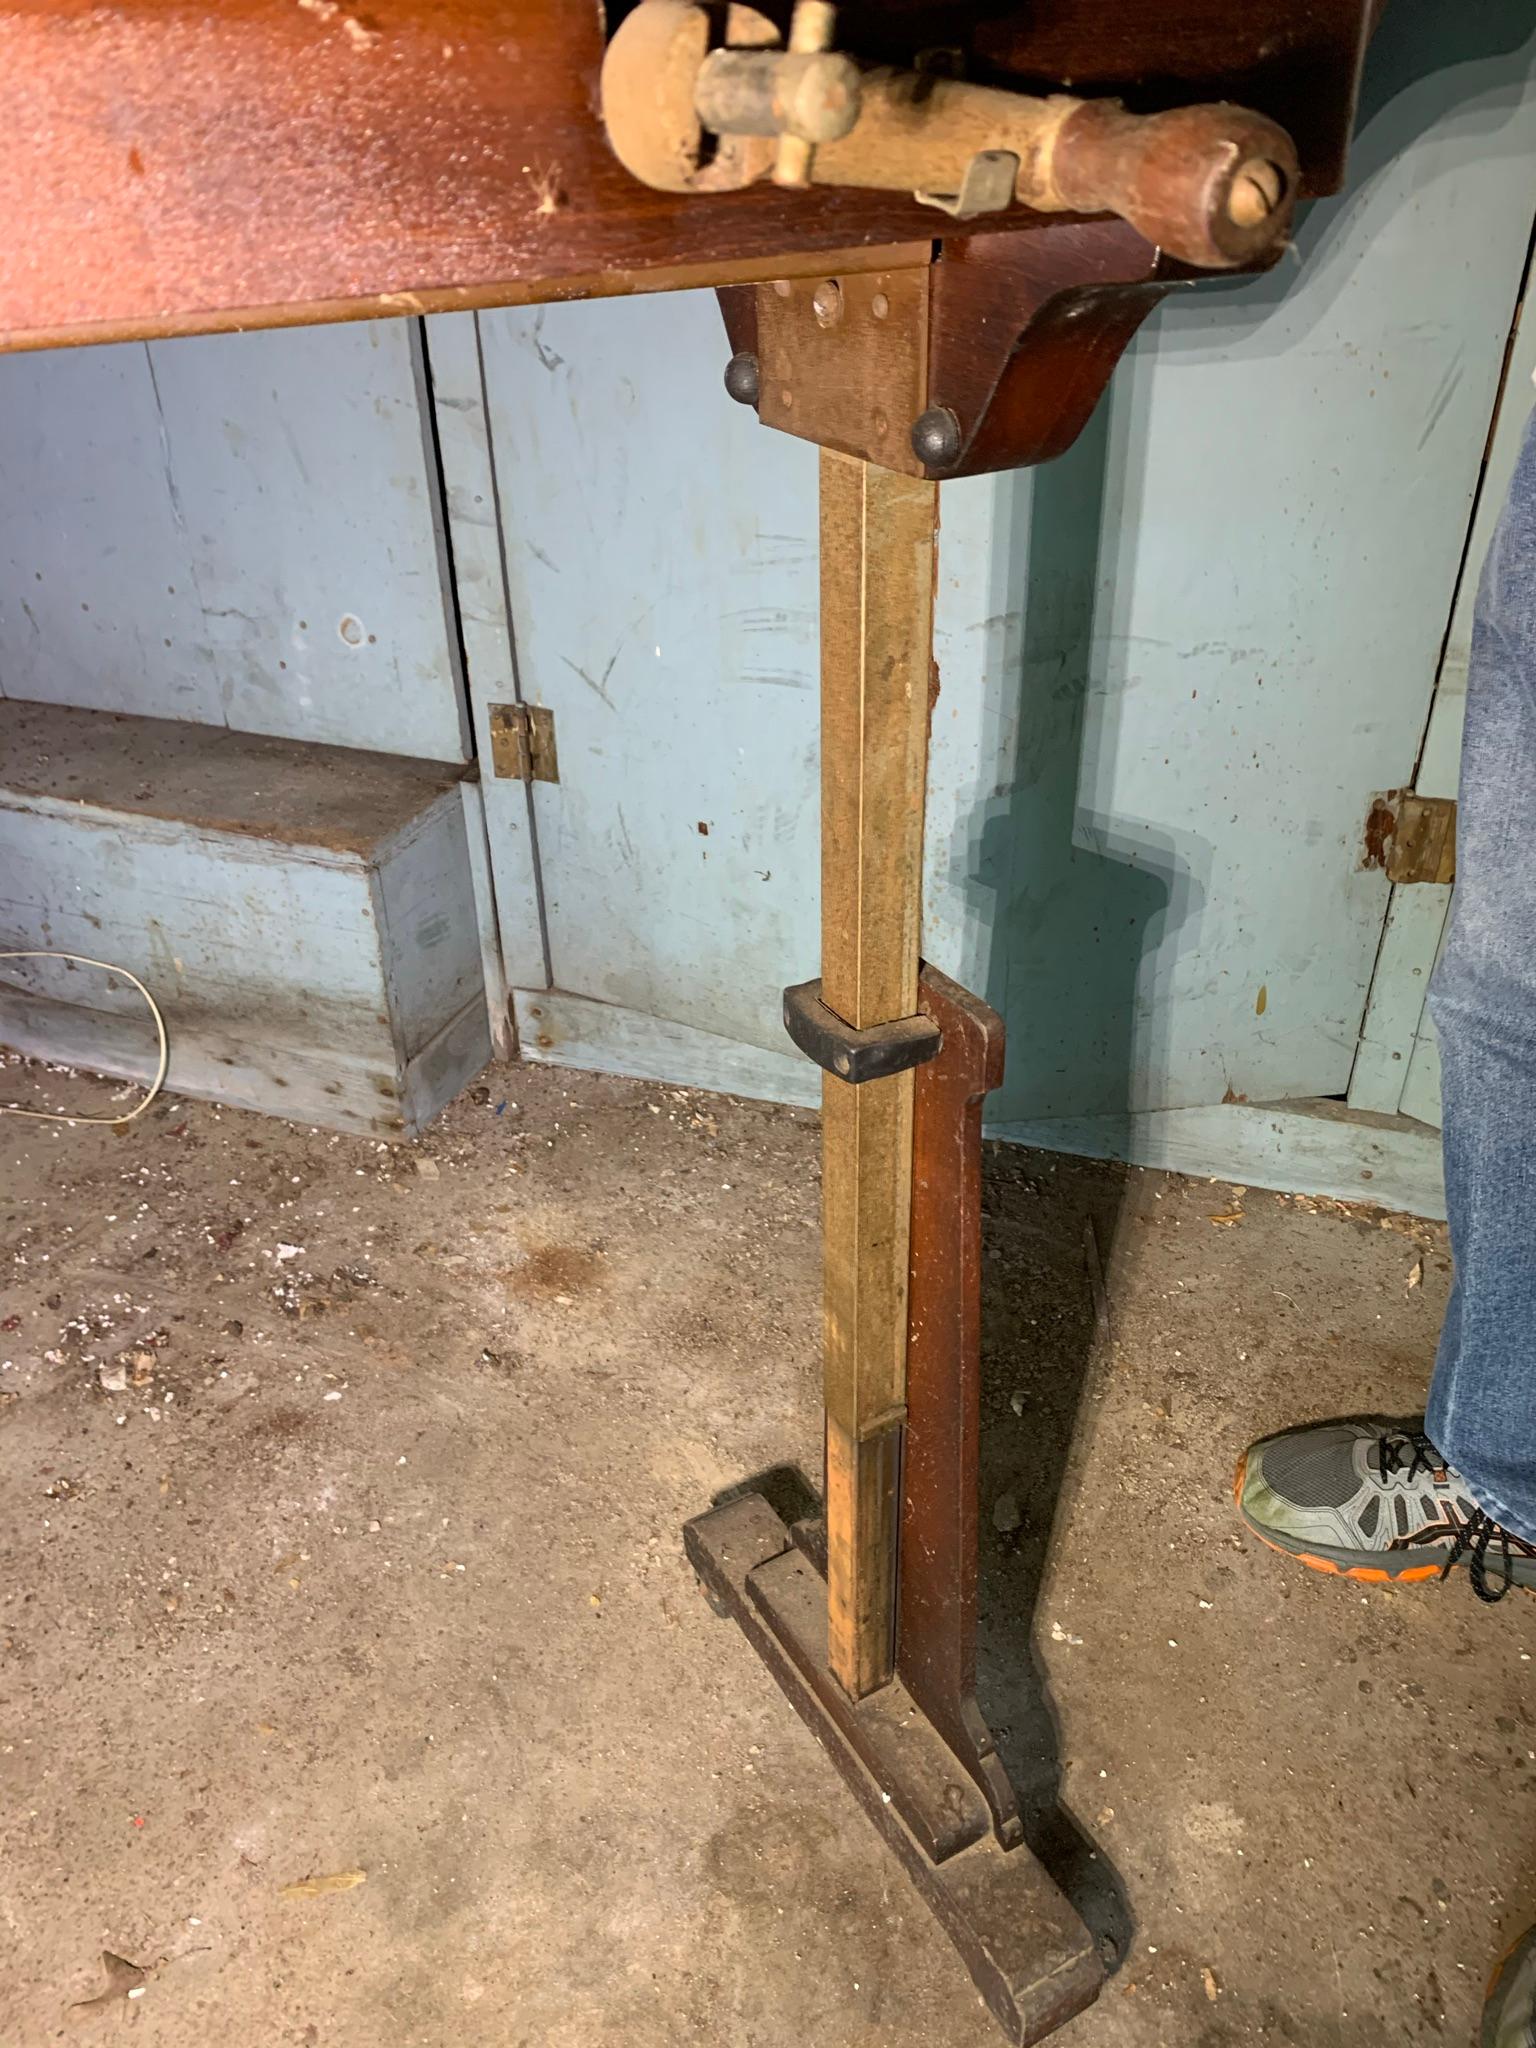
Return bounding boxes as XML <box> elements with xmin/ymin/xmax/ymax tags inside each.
<box><xmin>968</xmin><ymin>400</ymin><xmax>1203</xmax><ymax>1128</ymax></box>
<box><xmin>961</xmin><ymin>0</ymin><xmax>1536</xmax><ymax>1109</ymax></box>
<box><xmin>955</xmin><ymin>0</ymin><xmax>1535</xmax><ymax>1972</ymax></box>
<box><xmin>946</xmin><ymin>0</ymin><xmax>1536</xmax><ymax>1134</ymax></box>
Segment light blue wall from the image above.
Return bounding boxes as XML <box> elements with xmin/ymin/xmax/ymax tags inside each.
<box><xmin>0</xmin><ymin>322</ymin><xmax>493</xmax><ymax>1128</ymax></box>
<box><xmin>992</xmin><ymin>0</ymin><xmax>1536</xmax><ymax>1122</ymax></box>
<box><xmin>0</xmin><ymin>321</ymin><xmax>468</xmax><ymax>761</ymax></box>
<box><xmin>0</xmin><ymin>0</ymin><xmax>1529</xmax><ymax>1197</ymax></box>
<box><xmin>472</xmin><ymin>294</ymin><xmax>820</xmax><ymax>1054</ymax></box>
<box><xmin>475</xmin><ymin>0</ymin><xmax>1536</xmax><ymax>1141</ymax></box>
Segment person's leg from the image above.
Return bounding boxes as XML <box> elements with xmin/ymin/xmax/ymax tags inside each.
<box><xmin>1424</xmin><ymin>403</ymin><xmax>1536</xmax><ymax>1544</ymax></box>
<box><xmin>1235</xmin><ymin>403</ymin><xmax>1536</xmax><ymax>1599</ymax></box>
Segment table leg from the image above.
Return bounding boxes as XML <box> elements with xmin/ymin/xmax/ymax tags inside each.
<box><xmin>682</xmin><ymin>453</ymin><xmax>1102</xmax><ymax>2042</ymax></box>
<box><xmin>817</xmin><ymin>447</ymin><xmax>937</xmax><ymax>1699</ymax></box>
<box><xmin>899</xmin><ymin>965</ymin><xmax>1022</xmax><ymax>1846</ymax></box>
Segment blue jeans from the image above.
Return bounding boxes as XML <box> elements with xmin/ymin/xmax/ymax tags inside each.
<box><xmin>1425</xmin><ymin>402</ymin><xmax>1536</xmax><ymax>1543</ymax></box>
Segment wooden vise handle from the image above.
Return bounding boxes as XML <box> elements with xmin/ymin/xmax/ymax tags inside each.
<box><xmin>603</xmin><ymin>1</ymin><xmax>1300</xmax><ymax>272</ymax></box>
<box><xmin>808</xmin><ymin>74</ymin><xmax>1299</xmax><ymax>270</ymax></box>
<box><xmin>1038</xmin><ymin>97</ymin><xmax>1298</xmax><ymax>272</ymax></box>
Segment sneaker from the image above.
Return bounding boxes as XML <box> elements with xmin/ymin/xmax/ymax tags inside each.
<box><xmin>1484</xmin><ymin>1925</ymin><xmax>1536</xmax><ymax>2047</ymax></box>
<box><xmin>1234</xmin><ymin>1419</ymin><xmax>1536</xmax><ymax>1602</ymax></box>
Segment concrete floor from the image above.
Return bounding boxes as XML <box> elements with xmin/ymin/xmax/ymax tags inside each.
<box><xmin>2</xmin><ymin>1056</ymin><xmax>1533</xmax><ymax>2048</ymax></box>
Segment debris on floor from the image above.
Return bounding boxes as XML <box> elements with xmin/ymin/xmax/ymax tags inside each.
<box><xmin>2</xmin><ymin>1055</ymin><xmax>1530</xmax><ymax>2047</ymax></box>
<box><xmin>280</xmin><ymin>1868</ymin><xmax>368</xmax><ymax>1902</ymax></box>
<box><xmin>67</xmin><ymin>1950</ymin><xmax>148</xmax><ymax>2017</ymax></box>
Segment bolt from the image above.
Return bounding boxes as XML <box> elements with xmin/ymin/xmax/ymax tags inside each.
<box><xmin>723</xmin><ymin>351</ymin><xmax>761</xmax><ymax>406</ymax></box>
<box><xmin>870</xmin><ymin>292</ymin><xmax>890</xmax><ymax>320</ymax></box>
<box><xmin>910</xmin><ymin>405</ymin><xmax>963</xmax><ymax>471</ymax></box>
<box><xmin>1228</xmin><ymin>157</ymin><xmax>1286</xmax><ymax>229</ymax></box>
<box><xmin>812</xmin><ymin>279</ymin><xmax>843</xmax><ymax>328</ymax></box>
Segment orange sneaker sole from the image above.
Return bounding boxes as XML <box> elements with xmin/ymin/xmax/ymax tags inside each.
<box><xmin>1232</xmin><ymin>1448</ymin><xmax>1445</xmax><ymax>1585</ymax></box>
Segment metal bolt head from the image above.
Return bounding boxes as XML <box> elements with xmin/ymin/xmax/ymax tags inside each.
<box><xmin>1228</xmin><ymin>155</ymin><xmax>1286</xmax><ymax>228</ymax></box>
<box><xmin>910</xmin><ymin>405</ymin><xmax>963</xmax><ymax>471</ymax></box>
<box><xmin>812</xmin><ymin>279</ymin><xmax>843</xmax><ymax>328</ymax></box>
<box><xmin>723</xmin><ymin>351</ymin><xmax>761</xmax><ymax>407</ymax></box>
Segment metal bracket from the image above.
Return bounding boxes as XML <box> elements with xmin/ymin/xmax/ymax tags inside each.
<box><xmin>783</xmin><ymin>976</ymin><xmax>941</xmax><ymax>1082</ymax></box>
<box><xmin>488</xmin><ymin>702</ymin><xmax>559</xmax><ymax>784</ymax></box>
<box><xmin>915</xmin><ymin>149</ymin><xmax>1019</xmax><ymax>221</ymax></box>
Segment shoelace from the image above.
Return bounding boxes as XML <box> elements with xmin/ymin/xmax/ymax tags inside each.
<box><xmin>1380</xmin><ymin>1430</ymin><xmax>1523</xmax><ymax>1603</ymax></box>
<box><xmin>1376</xmin><ymin>1428</ymin><xmax>1445</xmax><ymax>1486</ymax></box>
<box><xmin>1384</xmin><ymin>1425</ymin><xmax>1531</xmax><ymax>1597</ymax></box>
<box><xmin>1439</xmin><ymin>1510</ymin><xmax>1519</xmax><ymax>1605</ymax></box>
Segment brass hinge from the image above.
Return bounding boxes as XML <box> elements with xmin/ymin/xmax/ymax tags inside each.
<box><xmin>488</xmin><ymin>702</ymin><xmax>559</xmax><ymax>784</ymax></box>
<box><xmin>1363</xmin><ymin>791</ymin><xmax>1456</xmax><ymax>885</ymax></box>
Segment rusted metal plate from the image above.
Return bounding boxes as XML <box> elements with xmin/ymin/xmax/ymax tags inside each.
<box><xmin>1363</xmin><ymin>792</ymin><xmax>1458</xmax><ymax>885</ymax></box>
<box><xmin>749</xmin><ymin>222</ymin><xmax>1182</xmax><ymax>478</ymax></box>
<box><xmin>0</xmin><ymin>1</ymin><xmax>1373</xmax><ymax>352</ymax></box>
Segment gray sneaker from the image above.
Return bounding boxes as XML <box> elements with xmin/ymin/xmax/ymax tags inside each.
<box><xmin>1235</xmin><ymin>1419</ymin><xmax>1536</xmax><ymax>1602</ymax></box>
<box><xmin>1485</xmin><ymin>1926</ymin><xmax>1536</xmax><ymax>2048</ymax></box>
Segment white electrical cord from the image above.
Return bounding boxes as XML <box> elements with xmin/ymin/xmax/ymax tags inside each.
<box><xmin>0</xmin><ymin>951</ymin><xmax>169</xmax><ymax>1126</ymax></box>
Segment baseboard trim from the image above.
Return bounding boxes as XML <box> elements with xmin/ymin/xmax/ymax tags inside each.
<box><xmin>513</xmin><ymin>991</ymin><xmax>1446</xmax><ymax>1218</ymax></box>
<box><xmin>987</xmin><ymin>1099</ymin><xmax>1445</xmax><ymax>1218</ymax></box>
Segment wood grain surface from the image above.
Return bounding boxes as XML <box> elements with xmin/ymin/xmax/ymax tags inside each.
<box><xmin>0</xmin><ymin>0</ymin><xmax>1373</xmax><ymax>350</ymax></box>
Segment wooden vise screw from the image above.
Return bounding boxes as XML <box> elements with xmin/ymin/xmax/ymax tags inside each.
<box><xmin>601</xmin><ymin>0</ymin><xmax>1300</xmax><ymax>273</ymax></box>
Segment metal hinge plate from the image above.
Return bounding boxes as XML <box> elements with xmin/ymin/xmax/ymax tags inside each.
<box><xmin>488</xmin><ymin>702</ymin><xmax>559</xmax><ymax>784</ymax></box>
<box><xmin>1363</xmin><ymin>791</ymin><xmax>1456</xmax><ymax>885</ymax></box>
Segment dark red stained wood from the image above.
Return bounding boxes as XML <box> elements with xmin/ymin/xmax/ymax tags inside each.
<box><xmin>926</xmin><ymin>221</ymin><xmax>1191</xmax><ymax>476</ymax></box>
<box><xmin>964</xmin><ymin>0</ymin><xmax>1373</xmax><ymax>193</ymax></box>
<box><xmin>0</xmin><ymin>0</ymin><xmax>1374</xmax><ymax>351</ymax></box>
<box><xmin>716</xmin><ymin>222</ymin><xmax>1227</xmax><ymax>476</ymax></box>
<box><xmin>685</xmin><ymin>1492</ymin><xmax>1105</xmax><ymax>2045</ymax></box>
<box><xmin>715</xmin><ymin>282</ymin><xmax>759</xmax><ymax>362</ymax></box>
<box><xmin>898</xmin><ymin>965</ymin><xmax>1020</xmax><ymax>1846</ymax></box>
